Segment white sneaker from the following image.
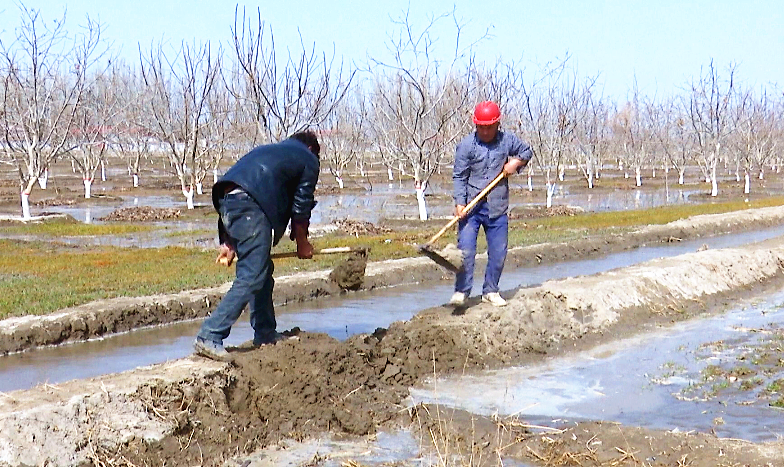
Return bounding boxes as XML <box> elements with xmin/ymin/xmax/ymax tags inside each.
<box><xmin>449</xmin><ymin>292</ymin><xmax>466</xmax><ymax>306</ymax></box>
<box><xmin>482</xmin><ymin>293</ymin><xmax>507</xmax><ymax>307</ymax></box>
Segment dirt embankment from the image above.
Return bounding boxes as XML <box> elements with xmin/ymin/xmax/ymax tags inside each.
<box><xmin>2</xmin><ymin>208</ymin><xmax>784</xmax><ymax>466</ymax></box>
<box><xmin>4</xmin><ymin>205</ymin><xmax>784</xmax><ymax>356</ymax></box>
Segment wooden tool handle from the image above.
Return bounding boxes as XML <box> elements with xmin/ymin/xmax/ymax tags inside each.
<box><xmin>424</xmin><ymin>171</ymin><xmax>507</xmax><ymax>246</ymax></box>
<box><xmin>271</xmin><ymin>246</ymin><xmax>354</xmax><ymax>259</ymax></box>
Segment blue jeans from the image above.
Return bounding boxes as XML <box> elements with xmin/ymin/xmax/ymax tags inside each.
<box><xmin>197</xmin><ymin>191</ymin><xmax>276</xmax><ymax>345</ymax></box>
<box><xmin>455</xmin><ymin>202</ymin><xmax>508</xmax><ymax>296</ymax></box>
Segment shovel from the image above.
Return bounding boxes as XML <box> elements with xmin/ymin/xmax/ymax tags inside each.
<box><xmin>417</xmin><ymin>171</ymin><xmax>508</xmax><ymax>272</ymax></box>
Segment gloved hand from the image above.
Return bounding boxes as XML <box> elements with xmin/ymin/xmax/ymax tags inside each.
<box><xmin>290</xmin><ymin>219</ymin><xmax>313</xmax><ymax>259</ymax></box>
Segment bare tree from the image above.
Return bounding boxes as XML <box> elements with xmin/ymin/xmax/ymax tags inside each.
<box><xmin>368</xmin><ymin>8</ymin><xmax>486</xmax><ymax>219</ymax></box>
<box><xmin>647</xmin><ymin>96</ymin><xmax>693</xmax><ymax>185</ymax></box>
<box><xmin>685</xmin><ymin>60</ymin><xmax>738</xmax><ymax>197</ymax></box>
<box><xmin>573</xmin><ymin>79</ymin><xmax>606</xmax><ymax>189</ymax></box>
<box><xmin>139</xmin><ymin>40</ymin><xmax>222</xmax><ymax>208</ymax></box>
<box><xmin>229</xmin><ymin>7</ymin><xmax>355</xmax><ymax>145</ymax></box>
<box><xmin>732</xmin><ymin>87</ymin><xmax>779</xmax><ymax>194</ymax></box>
<box><xmin>612</xmin><ymin>87</ymin><xmax>654</xmax><ymax>188</ymax></box>
<box><xmin>0</xmin><ymin>5</ymin><xmax>105</xmax><ymax>218</ymax></box>
<box><xmin>70</xmin><ymin>69</ymin><xmax>123</xmax><ymax>198</ymax></box>
<box><xmin>111</xmin><ymin>62</ymin><xmax>153</xmax><ymax>188</ymax></box>
<box><xmin>519</xmin><ymin>60</ymin><xmax>585</xmax><ymax>207</ymax></box>
<box><xmin>320</xmin><ymin>83</ymin><xmax>369</xmax><ymax>189</ymax></box>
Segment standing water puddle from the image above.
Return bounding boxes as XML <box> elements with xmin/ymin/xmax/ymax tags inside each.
<box><xmin>409</xmin><ymin>291</ymin><xmax>784</xmax><ymax>443</ymax></box>
<box><xmin>1</xmin><ymin>226</ymin><xmax>784</xmax><ymax>394</ymax></box>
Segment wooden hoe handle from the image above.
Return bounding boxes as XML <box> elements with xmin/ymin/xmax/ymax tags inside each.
<box><xmin>424</xmin><ymin>171</ymin><xmax>507</xmax><ymax>246</ymax></box>
<box><xmin>270</xmin><ymin>246</ymin><xmax>355</xmax><ymax>259</ymax></box>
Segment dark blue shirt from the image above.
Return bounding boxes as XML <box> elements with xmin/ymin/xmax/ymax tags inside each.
<box><xmin>213</xmin><ymin>138</ymin><xmax>319</xmax><ymax>245</ymax></box>
<box><xmin>453</xmin><ymin>130</ymin><xmax>532</xmax><ymax>218</ymax></box>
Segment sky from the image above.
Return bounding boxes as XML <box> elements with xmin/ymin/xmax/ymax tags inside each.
<box><xmin>0</xmin><ymin>0</ymin><xmax>782</xmax><ymax>100</ymax></box>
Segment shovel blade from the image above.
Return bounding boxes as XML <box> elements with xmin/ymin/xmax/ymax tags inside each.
<box><xmin>417</xmin><ymin>243</ymin><xmax>462</xmax><ymax>274</ymax></box>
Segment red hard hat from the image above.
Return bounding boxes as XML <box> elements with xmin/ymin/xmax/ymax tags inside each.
<box><xmin>473</xmin><ymin>101</ymin><xmax>501</xmax><ymax>125</ymax></box>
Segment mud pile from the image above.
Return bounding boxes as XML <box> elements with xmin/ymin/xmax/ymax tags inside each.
<box><xmin>100</xmin><ymin>206</ymin><xmax>182</xmax><ymax>221</ymax></box>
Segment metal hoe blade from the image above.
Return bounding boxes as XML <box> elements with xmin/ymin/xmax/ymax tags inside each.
<box><xmin>417</xmin><ymin>244</ymin><xmax>462</xmax><ymax>274</ymax></box>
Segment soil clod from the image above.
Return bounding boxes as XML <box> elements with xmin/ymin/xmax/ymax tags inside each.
<box><xmin>328</xmin><ymin>249</ymin><xmax>369</xmax><ymax>290</ymax></box>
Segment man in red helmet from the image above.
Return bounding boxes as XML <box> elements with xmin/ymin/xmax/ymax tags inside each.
<box><xmin>450</xmin><ymin>101</ymin><xmax>532</xmax><ymax>307</ymax></box>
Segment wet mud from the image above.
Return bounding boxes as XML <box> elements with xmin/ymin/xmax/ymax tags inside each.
<box><xmin>4</xmin><ymin>207</ymin><xmax>784</xmax><ymax>466</ymax></box>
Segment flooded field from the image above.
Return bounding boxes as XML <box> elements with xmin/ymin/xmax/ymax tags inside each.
<box><xmin>411</xmin><ymin>289</ymin><xmax>784</xmax><ymax>443</ymax></box>
<box><xmin>4</xmin><ymin>165</ymin><xmax>784</xmax><ymax>465</ymax></box>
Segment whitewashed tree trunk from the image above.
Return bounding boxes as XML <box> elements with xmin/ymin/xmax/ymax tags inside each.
<box><xmin>100</xmin><ymin>160</ymin><xmax>106</xmax><ymax>182</ymax></box>
<box><xmin>558</xmin><ymin>167</ymin><xmax>565</xmax><ymax>182</ymax></box>
<box><xmin>635</xmin><ymin>167</ymin><xmax>642</xmax><ymax>187</ymax></box>
<box><xmin>21</xmin><ymin>192</ymin><xmax>31</xmax><ymax>220</ymax></box>
<box><xmin>678</xmin><ymin>169</ymin><xmax>685</xmax><ymax>185</ymax></box>
<box><xmin>133</xmin><ymin>174</ymin><xmax>139</xmax><ymax>187</ymax></box>
<box><xmin>37</xmin><ymin>169</ymin><xmax>48</xmax><ymax>190</ymax></box>
<box><xmin>415</xmin><ymin>185</ymin><xmax>428</xmax><ymax>220</ymax></box>
<box><xmin>196</xmin><ymin>182</ymin><xmax>203</xmax><ymax>195</ymax></box>
<box><xmin>184</xmin><ymin>188</ymin><xmax>195</xmax><ymax>209</ymax></box>
<box><xmin>546</xmin><ymin>182</ymin><xmax>555</xmax><ymax>208</ymax></box>
<box><xmin>336</xmin><ymin>175</ymin><xmax>344</xmax><ymax>189</ymax></box>
<box><xmin>587</xmin><ymin>172</ymin><xmax>594</xmax><ymax>189</ymax></box>
<box><xmin>710</xmin><ymin>165</ymin><xmax>718</xmax><ymax>197</ymax></box>
<box><xmin>744</xmin><ymin>172</ymin><xmax>750</xmax><ymax>194</ymax></box>
<box><xmin>624</xmin><ymin>172</ymin><xmax>629</xmax><ymax>179</ymax></box>
<box><xmin>759</xmin><ymin>169</ymin><xmax>764</xmax><ymax>180</ymax></box>
<box><xmin>213</xmin><ymin>168</ymin><xmax>219</xmax><ymax>184</ymax></box>
<box><xmin>83</xmin><ymin>179</ymin><xmax>92</xmax><ymax>199</ymax></box>
<box><xmin>527</xmin><ymin>174</ymin><xmax>533</xmax><ymax>192</ymax></box>
<box><xmin>651</xmin><ymin>168</ymin><xmax>656</xmax><ymax>178</ymax></box>
<box><xmin>387</xmin><ymin>167</ymin><xmax>393</xmax><ymax>181</ymax></box>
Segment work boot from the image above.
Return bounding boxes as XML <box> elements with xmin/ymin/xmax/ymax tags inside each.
<box><xmin>482</xmin><ymin>292</ymin><xmax>507</xmax><ymax>307</ymax></box>
<box><xmin>193</xmin><ymin>338</ymin><xmax>231</xmax><ymax>361</ymax></box>
<box><xmin>449</xmin><ymin>291</ymin><xmax>466</xmax><ymax>306</ymax></box>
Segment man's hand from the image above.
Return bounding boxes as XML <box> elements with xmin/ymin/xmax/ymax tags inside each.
<box><xmin>455</xmin><ymin>204</ymin><xmax>467</xmax><ymax>219</ymax></box>
<box><xmin>216</xmin><ymin>244</ymin><xmax>236</xmax><ymax>267</ymax></box>
<box><xmin>291</xmin><ymin>218</ymin><xmax>313</xmax><ymax>259</ymax></box>
<box><xmin>296</xmin><ymin>239</ymin><xmax>314</xmax><ymax>259</ymax></box>
<box><xmin>503</xmin><ymin>158</ymin><xmax>525</xmax><ymax>176</ymax></box>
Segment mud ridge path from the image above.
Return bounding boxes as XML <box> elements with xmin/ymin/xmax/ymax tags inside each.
<box><xmin>3</xmin><ymin>209</ymin><xmax>784</xmax><ymax>465</ymax></box>
<box><xmin>3</xmin><ymin>205</ymin><xmax>784</xmax><ymax>356</ymax></box>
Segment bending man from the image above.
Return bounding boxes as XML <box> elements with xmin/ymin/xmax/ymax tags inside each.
<box><xmin>194</xmin><ymin>130</ymin><xmax>320</xmax><ymax>360</ymax></box>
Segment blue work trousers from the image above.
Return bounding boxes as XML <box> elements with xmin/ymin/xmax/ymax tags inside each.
<box><xmin>197</xmin><ymin>191</ymin><xmax>276</xmax><ymax>345</ymax></box>
<box><xmin>455</xmin><ymin>202</ymin><xmax>508</xmax><ymax>296</ymax></box>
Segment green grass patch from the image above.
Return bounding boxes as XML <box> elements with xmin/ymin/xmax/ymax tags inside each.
<box><xmin>0</xmin><ymin>240</ymin><xmax>234</xmax><ymax>318</ymax></box>
<box><xmin>0</xmin><ymin>218</ymin><xmax>154</xmax><ymax>236</ymax></box>
<box><xmin>526</xmin><ymin>196</ymin><xmax>784</xmax><ymax>231</ymax></box>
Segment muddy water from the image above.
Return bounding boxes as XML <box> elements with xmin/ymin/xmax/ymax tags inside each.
<box><xmin>2</xmin><ymin>226</ymin><xmax>784</xmax><ymax>394</ymax></box>
<box><xmin>409</xmin><ymin>289</ymin><xmax>784</xmax><ymax>443</ymax></box>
